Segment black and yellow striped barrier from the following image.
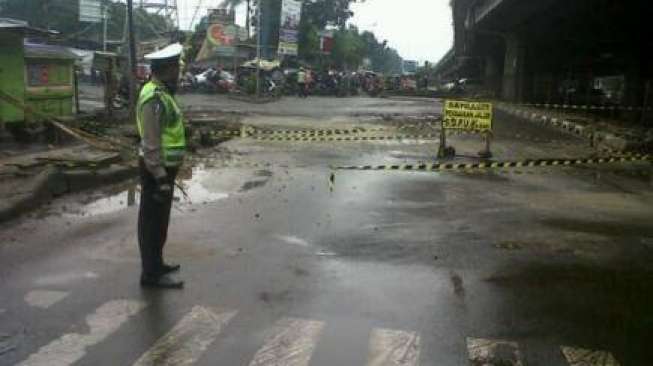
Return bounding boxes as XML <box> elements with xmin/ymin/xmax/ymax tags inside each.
<box><xmin>333</xmin><ymin>155</ymin><xmax>651</xmax><ymax>172</ymax></box>
<box><xmin>250</xmin><ymin>127</ymin><xmax>386</xmax><ymax>135</ymax></box>
<box><xmin>520</xmin><ymin>103</ymin><xmax>652</xmax><ymax>112</ymax></box>
<box><xmin>208</xmin><ymin>127</ymin><xmax>386</xmax><ymax>137</ymax></box>
<box><xmin>397</xmin><ymin>120</ymin><xmax>441</xmax><ymax>130</ymax></box>
<box><xmin>247</xmin><ymin>133</ymin><xmax>442</xmax><ymax>142</ymax></box>
<box><xmin>209</xmin><ymin>130</ymin><xmax>243</xmax><ymax>136</ymax></box>
<box><xmin>207</xmin><ymin>129</ymin><xmax>495</xmax><ymax>142</ymax></box>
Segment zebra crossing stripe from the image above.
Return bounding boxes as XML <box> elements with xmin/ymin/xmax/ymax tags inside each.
<box><xmin>24</xmin><ymin>290</ymin><xmax>69</xmax><ymax>309</ymax></box>
<box><xmin>248</xmin><ymin>317</ymin><xmax>325</xmax><ymax>366</ymax></box>
<box><xmin>466</xmin><ymin>337</ymin><xmax>524</xmax><ymax>366</ymax></box>
<box><xmin>132</xmin><ymin>306</ymin><xmax>237</xmax><ymax>366</ymax></box>
<box><xmin>366</xmin><ymin>328</ymin><xmax>420</xmax><ymax>366</ymax></box>
<box><xmin>561</xmin><ymin>346</ymin><xmax>621</xmax><ymax>366</ymax></box>
<box><xmin>17</xmin><ymin>299</ymin><xmax>146</xmax><ymax>366</ymax></box>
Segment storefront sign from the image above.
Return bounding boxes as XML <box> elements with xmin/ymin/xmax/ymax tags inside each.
<box><xmin>278</xmin><ymin>0</ymin><xmax>302</xmax><ymax>55</ymax></box>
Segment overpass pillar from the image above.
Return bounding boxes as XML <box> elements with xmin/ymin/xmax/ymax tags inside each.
<box><xmin>502</xmin><ymin>35</ymin><xmax>525</xmax><ymax>102</ymax></box>
<box><xmin>485</xmin><ymin>55</ymin><xmax>501</xmax><ymax>98</ymax></box>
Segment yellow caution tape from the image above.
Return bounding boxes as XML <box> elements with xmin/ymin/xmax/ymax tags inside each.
<box><xmin>333</xmin><ymin>154</ymin><xmax>651</xmax><ymax>172</ymax></box>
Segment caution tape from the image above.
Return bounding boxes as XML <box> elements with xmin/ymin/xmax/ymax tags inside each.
<box><xmin>207</xmin><ymin>127</ymin><xmax>387</xmax><ymax>137</ymax></box>
<box><xmin>333</xmin><ymin>155</ymin><xmax>651</xmax><ymax>172</ymax></box>
<box><xmin>208</xmin><ymin>129</ymin><xmax>488</xmax><ymax>141</ymax></box>
<box><xmin>520</xmin><ymin>103</ymin><xmax>652</xmax><ymax>112</ymax></box>
<box><xmin>398</xmin><ymin>120</ymin><xmax>441</xmax><ymax>130</ymax></box>
<box><xmin>246</xmin><ymin>133</ymin><xmax>442</xmax><ymax>142</ymax></box>
<box><xmin>249</xmin><ymin>127</ymin><xmax>386</xmax><ymax>135</ymax></box>
<box><xmin>209</xmin><ymin>130</ymin><xmax>243</xmax><ymax>136</ymax></box>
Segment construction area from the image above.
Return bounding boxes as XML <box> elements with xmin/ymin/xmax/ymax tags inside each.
<box><xmin>1</xmin><ymin>1</ymin><xmax>653</xmax><ymax>366</ymax></box>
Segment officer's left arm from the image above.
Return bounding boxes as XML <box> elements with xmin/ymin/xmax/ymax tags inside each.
<box><xmin>141</xmin><ymin>98</ymin><xmax>168</xmax><ymax>181</ymax></box>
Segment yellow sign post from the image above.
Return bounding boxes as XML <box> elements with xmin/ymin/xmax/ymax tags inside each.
<box><xmin>443</xmin><ymin>100</ymin><xmax>493</xmax><ymax>130</ymax></box>
<box><xmin>441</xmin><ymin>100</ymin><xmax>494</xmax><ymax>158</ymax></box>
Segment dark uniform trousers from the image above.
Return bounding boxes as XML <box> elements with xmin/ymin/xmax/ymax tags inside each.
<box><xmin>137</xmin><ymin>158</ymin><xmax>178</xmax><ymax>278</ymax></box>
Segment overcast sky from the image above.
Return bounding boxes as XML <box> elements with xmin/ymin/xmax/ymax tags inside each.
<box><xmin>177</xmin><ymin>0</ymin><xmax>453</xmax><ymax>64</ymax></box>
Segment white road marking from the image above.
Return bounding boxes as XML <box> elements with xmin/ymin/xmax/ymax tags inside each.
<box><xmin>561</xmin><ymin>346</ymin><xmax>621</xmax><ymax>366</ymax></box>
<box><xmin>366</xmin><ymin>328</ymin><xmax>421</xmax><ymax>366</ymax></box>
<box><xmin>132</xmin><ymin>306</ymin><xmax>237</xmax><ymax>366</ymax></box>
<box><xmin>466</xmin><ymin>337</ymin><xmax>524</xmax><ymax>366</ymax></box>
<box><xmin>24</xmin><ymin>290</ymin><xmax>69</xmax><ymax>309</ymax></box>
<box><xmin>34</xmin><ymin>271</ymin><xmax>98</xmax><ymax>286</ymax></box>
<box><xmin>17</xmin><ymin>299</ymin><xmax>146</xmax><ymax>366</ymax></box>
<box><xmin>248</xmin><ymin>318</ymin><xmax>325</xmax><ymax>366</ymax></box>
<box><xmin>276</xmin><ymin>235</ymin><xmax>310</xmax><ymax>247</ymax></box>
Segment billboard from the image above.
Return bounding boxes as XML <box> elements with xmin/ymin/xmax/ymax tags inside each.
<box><xmin>196</xmin><ymin>23</ymin><xmax>247</xmax><ymax>61</ymax></box>
<box><xmin>207</xmin><ymin>23</ymin><xmax>238</xmax><ymax>56</ymax></box>
<box><xmin>79</xmin><ymin>0</ymin><xmax>102</xmax><ymax>23</ymax></box>
<box><xmin>402</xmin><ymin>60</ymin><xmax>418</xmax><ymax>75</ymax></box>
<box><xmin>319</xmin><ymin>30</ymin><xmax>334</xmax><ymax>55</ymax></box>
<box><xmin>278</xmin><ymin>0</ymin><xmax>302</xmax><ymax>55</ymax></box>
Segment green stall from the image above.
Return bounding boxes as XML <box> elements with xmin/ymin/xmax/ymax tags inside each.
<box><xmin>0</xmin><ymin>18</ymin><xmax>76</xmax><ymax>125</ymax></box>
<box><xmin>23</xmin><ymin>43</ymin><xmax>77</xmax><ymax>122</ymax></box>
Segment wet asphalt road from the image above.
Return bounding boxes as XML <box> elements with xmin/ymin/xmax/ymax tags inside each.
<box><xmin>1</xmin><ymin>96</ymin><xmax>653</xmax><ymax>366</ymax></box>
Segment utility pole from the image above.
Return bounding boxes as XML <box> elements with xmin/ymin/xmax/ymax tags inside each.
<box><xmin>103</xmin><ymin>4</ymin><xmax>108</xmax><ymax>51</ymax></box>
<box><xmin>127</xmin><ymin>0</ymin><xmax>138</xmax><ymax>121</ymax></box>
<box><xmin>246</xmin><ymin>0</ymin><xmax>251</xmax><ymax>39</ymax></box>
<box><xmin>256</xmin><ymin>0</ymin><xmax>262</xmax><ymax>98</ymax></box>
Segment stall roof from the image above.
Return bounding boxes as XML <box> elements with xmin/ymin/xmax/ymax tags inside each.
<box><xmin>24</xmin><ymin>42</ymin><xmax>79</xmax><ymax>60</ymax></box>
<box><xmin>0</xmin><ymin>17</ymin><xmax>58</xmax><ymax>35</ymax></box>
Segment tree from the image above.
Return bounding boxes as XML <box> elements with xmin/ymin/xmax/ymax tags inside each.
<box><xmin>331</xmin><ymin>26</ymin><xmax>365</xmax><ymax>69</ymax></box>
<box><xmin>0</xmin><ymin>0</ymin><xmax>175</xmax><ymax>47</ymax></box>
<box><xmin>190</xmin><ymin>0</ymin><xmax>405</xmax><ymax>73</ymax></box>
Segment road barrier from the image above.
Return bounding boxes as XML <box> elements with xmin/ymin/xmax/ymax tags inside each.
<box><xmin>244</xmin><ymin>133</ymin><xmax>442</xmax><ymax>142</ymax></box>
<box><xmin>208</xmin><ymin>127</ymin><xmax>490</xmax><ymax>142</ymax></box>
<box><xmin>249</xmin><ymin>127</ymin><xmax>386</xmax><ymax>135</ymax></box>
<box><xmin>332</xmin><ymin>154</ymin><xmax>651</xmax><ymax>172</ymax></box>
<box><xmin>519</xmin><ymin>103</ymin><xmax>652</xmax><ymax>112</ymax></box>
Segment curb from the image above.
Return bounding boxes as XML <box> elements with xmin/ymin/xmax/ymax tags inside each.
<box><xmin>0</xmin><ymin>164</ymin><xmax>138</xmax><ymax>224</ymax></box>
<box><xmin>227</xmin><ymin>94</ymin><xmax>281</xmax><ymax>104</ymax></box>
<box><xmin>495</xmin><ymin>104</ymin><xmax>644</xmax><ymax>152</ymax></box>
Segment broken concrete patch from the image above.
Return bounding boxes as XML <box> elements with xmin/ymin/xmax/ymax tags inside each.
<box><xmin>466</xmin><ymin>337</ymin><xmax>524</xmax><ymax>366</ymax></box>
<box><xmin>561</xmin><ymin>346</ymin><xmax>620</xmax><ymax>366</ymax></box>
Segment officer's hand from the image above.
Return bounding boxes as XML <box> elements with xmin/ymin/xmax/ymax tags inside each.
<box><xmin>158</xmin><ymin>183</ymin><xmax>172</xmax><ymax>194</ymax></box>
<box><xmin>153</xmin><ymin>178</ymin><xmax>172</xmax><ymax>203</ymax></box>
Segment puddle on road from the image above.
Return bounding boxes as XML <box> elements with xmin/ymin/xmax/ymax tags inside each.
<box><xmin>62</xmin><ymin>166</ymin><xmax>235</xmax><ymax>218</ymax></box>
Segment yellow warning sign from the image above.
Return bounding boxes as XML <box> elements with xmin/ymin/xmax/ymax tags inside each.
<box><xmin>443</xmin><ymin>100</ymin><xmax>493</xmax><ymax>131</ymax></box>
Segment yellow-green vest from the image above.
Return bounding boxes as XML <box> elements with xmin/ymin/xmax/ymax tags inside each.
<box><xmin>136</xmin><ymin>81</ymin><xmax>186</xmax><ymax>167</ymax></box>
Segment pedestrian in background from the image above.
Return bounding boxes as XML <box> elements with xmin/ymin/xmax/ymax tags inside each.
<box><xmin>297</xmin><ymin>67</ymin><xmax>307</xmax><ymax>98</ymax></box>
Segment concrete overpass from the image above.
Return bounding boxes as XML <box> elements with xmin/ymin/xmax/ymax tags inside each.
<box><xmin>434</xmin><ymin>0</ymin><xmax>651</xmax><ymax>113</ymax></box>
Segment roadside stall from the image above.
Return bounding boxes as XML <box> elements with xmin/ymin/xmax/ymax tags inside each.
<box><xmin>23</xmin><ymin>43</ymin><xmax>78</xmax><ymax>122</ymax></box>
<box><xmin>0</xmin><ymin>18</ymin><xmax>75</xmax><ymax>127</ymax></box>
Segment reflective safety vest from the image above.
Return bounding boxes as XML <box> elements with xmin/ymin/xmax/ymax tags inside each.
<box><xmin>136</xmin><ymin>81</ymin><xmax>186</xmax><ymax>167</ymax></box>
<box><xmin>297</xmin><ymin>71</ymin><xmax>306</xmax><ymax>83</ymax></box>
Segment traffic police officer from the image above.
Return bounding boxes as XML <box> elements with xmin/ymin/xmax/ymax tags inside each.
<box><xmin>136</xmin><ymin>43</ymin><xmax>186</xmax><ymax>289</ymax></box>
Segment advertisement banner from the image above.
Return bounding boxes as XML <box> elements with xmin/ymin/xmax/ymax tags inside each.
<box><xmin>319</xmin><ymin>30</ymin><xmax>334</xmax><ymax>54</ymax></box>
<box><xmin>443</xmin><ymin>100</ymin><xmax>493</xmax><ymax>131</ymax></box>
<box><xmin>402</xmin><ymin>60</ymin><xmax>418</xmax><ymax>75</ymax></box>
<box><xmin>79</xmin><ymin>0</ymin><xmax>102</xmax><ymax>23</ymax></box>
<box><xmin>207</xmin><ymin>23</ymin><xmax>238</xmax><ymax>56</ymax></box>
<box><xmin>196</xmin><ymin>23</ymin><xmax>243</xmax><ymax>61</ymax></box>
<box><xmin>278</xmin><ymin>0</ymin><xmax>302</xmax><ymax>55</ymax></box>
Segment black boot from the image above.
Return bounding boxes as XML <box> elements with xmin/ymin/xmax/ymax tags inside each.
<box><xmin>160</xmin><ymin>263</ymin><xmax>181</xmax><ymax>275</ymax></box>
<box><xmin>140</xmin><ymin>274</ymin><xmax>184</xmax><ymax>289</ymax></box>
